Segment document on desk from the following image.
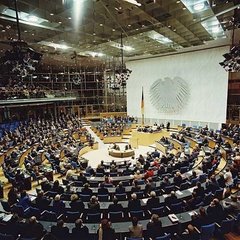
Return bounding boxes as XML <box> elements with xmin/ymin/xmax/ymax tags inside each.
<box><xmin>188</xmin><ymin>211</ymin><xmax>198</xmax><ymax>217</ymax></box>
<box><xmin>176</xmin><ymin>190</ymin><xmax>183</xmax><ymax>195</ymax></box>
<box><xmin>168</xmin><ymin>214</ymin><xmax>179</xmax><ymax>223</ymax></box>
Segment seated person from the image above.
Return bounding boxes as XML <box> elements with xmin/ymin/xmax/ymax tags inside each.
<box><xmin>108</xmin><ymin>197</ymin><xmax>124</xmax><ymax>212</ymax></box>
<box><xmin>128</xmin><ymin>217</ymin><xmax>143</xmax><ymax>238</ymax></box>
<box><xmin>115</xmin><ymin>182</ymin><xmax>126</xmax><ymax>194</ymax></box>
<box><xmin>128</xmin><ymin>193</ymin><xmax>141</xmax><ymax>212</ymax></box>
<box><xmin>72</xmin><ymin>218</ymin><xmax>90</xmax><ymax>240</ymax></box>
<box><xmin>51</xmin><ymin>219</ymin><xmax>69</xmax><ymax>240</ymax></box>
<box><xmin>223</xmin><ymin>194</ymin><xmax>240</xmax><ymax>214</ymax></box>
<box><xmin>146</xmin><ymin>214</ymin><xmax>164</xmax><ymax>240</ymax></box>
<box><xmin>69</xmin><ymin>194</ymin><xmax>85</xmax><ymax>213</ymax></box>
<box><xmin>98</xmin><ymin>182</ymin><xmax>109</xmax><ymax>195</ymax></box>
<box><xmin>88</xmin><ymin>195</ymin><xmax>100</xmax><ymax>213</ymax></box>
<box><xmin>146</xmin><ymin>191</ymin><xmax>161</xmax><ymax>210</ymax></box>
<box><xmin>164</xmin><ymin>191</ymin><xmax>180</xmax><ymax>206</ymax></box>
<box><xmin>207</xmin><ymin>198</ymin><xmax>225</xmax><ymax>223</ymax></box>
<box><xmin>52</xmin><ymin>194</ymin><xmax>65</xmax><ymax>215</ymax></box>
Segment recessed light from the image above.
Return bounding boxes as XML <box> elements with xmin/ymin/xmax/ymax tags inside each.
<box><xmin>128</xmin><ymin>24</ymin><xmax>131</xmax><ymax>27</ymax></box>
<box><xmin>28</xmin><ymin>15</ymin><xmax>38</xmax><ymax>22</ymax></box>
<box><xmin>32</xmin><ymin>33</ymin><xmax>35</xmax><ymax>36</ymax></box>
<box><xmin>50</xmin><ymin>13</ymin><xmax>54</xmax><ymax>16</ymax></box>
<box><xmin>68</xmin><ymin>17</ymin><xmax>72</xmax><ymax>20</ymax></box>
<box><xmin>93</xmin><ymin>32</ymin><xmax>96</xmax><ymax>35</ymax></box>
<box><xmin>168</xmin><ymin>25</ymin><xmax>171</xmax><ymax>28</ymax></box>
<box><xmin>112</xmin><ymin>29</ymin><xmax>115</xmax><ymax>31</ymax></box>
<box><xmin>136</xmin><ymin>28</ymin><xmax>139</xmax><ymax>31</ymax></box>
<box><xmin>193</xmin><ymin>3</ymin><xmax>205</xmax><ymax>11</ymax></box>
<box><xmin>58</xmin><ymin>21</ymin><xmax>62</xmax><ymax>24</ymax></box>
<box><xmin>100</xmin><ymin>23</ymin><xmax>103</xmax><ymax>26</ymax></box>
<box><xmin>24</xmin><ymin>30</ymin><xmax>28</xmax><ymax>33</ymax></box>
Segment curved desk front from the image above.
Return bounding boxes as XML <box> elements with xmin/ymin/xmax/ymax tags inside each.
<box><xmin>108</xmin><ymin>149</ymin><xmax>135</xmax><ymax>158</ymax></box>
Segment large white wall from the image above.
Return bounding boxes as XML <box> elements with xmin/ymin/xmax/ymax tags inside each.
<box><xmin>126</xmin><ymin>47</ymin><xmax>229</xmax><ymax>127</ymax></box>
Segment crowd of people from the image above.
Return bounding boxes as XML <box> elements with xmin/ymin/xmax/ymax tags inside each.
<box><xmin>0</xmin><ymin>83</ymin><xmax>46</xmax><ymax>100</ymax></box>
<box><xmin>0</xmin><ymin>119</ymin><xmax>239</xmax><ymax>240</ymax></box>
<box><xmin>95</xmin><ymin>116</ymin><xmax>135</xmax><ymax>137</ymax></box>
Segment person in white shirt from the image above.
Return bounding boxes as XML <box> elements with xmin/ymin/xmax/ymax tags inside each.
<box><xmin>224</xmin><ymin>168</ymin><xmax>233</xmax><ymax>187</ymax></box>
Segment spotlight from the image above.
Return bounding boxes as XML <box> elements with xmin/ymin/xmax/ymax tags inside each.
<box><xmin>219</xmin><ymin>45</ymin><xmax>240</xmax><ymax>72</ymax></box>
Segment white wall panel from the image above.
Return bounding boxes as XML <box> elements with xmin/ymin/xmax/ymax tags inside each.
<box><xmin>127</xmin><ymin>47</ymin><xmax>229</xmax><ymax>126</ymax></box>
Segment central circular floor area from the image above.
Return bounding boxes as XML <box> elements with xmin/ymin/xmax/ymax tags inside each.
<box><xmin>81</xmin><ymin>143</ymin><xmax>156</xmax><ymax>169</ymax></box>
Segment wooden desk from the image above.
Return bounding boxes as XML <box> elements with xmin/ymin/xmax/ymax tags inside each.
<box><xmin>168</xmin><ymin>138</ymin><xmax>185</xmax><ymax>151</ymax></box>
<box><xmin>103</xmin><ymin>136</ymin><xmax>122</xmax><ymax>144</ymax></box>
<box><xmin>155</xmin><ymin>141</ymin><xmax>168</xmax><ymax>155</ymax></box>
<box><xmin>108</xmin><ymin>149</ymin><xmax>135</xmax><ymax>158</ymax></box>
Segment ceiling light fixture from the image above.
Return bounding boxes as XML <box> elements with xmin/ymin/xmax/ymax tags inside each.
<box><xmin>112</xmin><ymin>33</ymin><xmax>132</xmax><ymax>88</ymax></box>
<box><xmin>193</xmin><ymin>3</ymin><xmax>205</xmax><ymax>11</ymax></box>
<box><xmin>123</xmin><ymin>0</ymin><xmax>141</xmax><ymax>6</ymax></box>
<box><xmin>28</xmin><ymin>15</ymin><xmax>38</xmax><ymax>22</ymax></box>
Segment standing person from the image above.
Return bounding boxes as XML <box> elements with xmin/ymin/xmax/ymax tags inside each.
<box><xmin>97</xmin><ymin>219</ymin><xmax>116</xmax><ymax>240</ymax></box>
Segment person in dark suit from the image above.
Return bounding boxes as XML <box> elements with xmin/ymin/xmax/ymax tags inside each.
<box><xmin>207</xmin><ymin>198</ymin><xmax>225</xmax><ymax>223</ymax></box>
<box><xmin>51</xmin><ymin>180</ymin><xmax>64</xmax><ymax>194</ymax></box>
<box><xmin>146</xmin><ymin>214</ymin><xmax>164</xmax><ymax>240</ymax></box>
<box><xmin>108</xmin><ymin>197</ymin><xmax>124</xmax><ymax>212</ymax></box>
<box><xmin>128</xmin><ymin>193</ymin><xmax>141</xmax><ymax>211</ymax></box>
<box><xmin>51</xmin><ymin>220</ymin><xmax>69</xmax><ymax>240</ymax></box>
<box><xmin>146</xmin><ymin>191</ymin><xmax>161</xmax><ymax>210</ymax></box>
<box><xmin>98</xmin><ymin>183</ymin><xmax>109</xmax><ymax>195</ymax></box>
<box><xmin>164</xmin><ymin>191</ymin><xmax>180</xmax><ymax>206</ymax></box>
<box><xmin>131</xmin><ymin>180</ymin><xmax>141</xmax><ymax>193</ymax></box>
<box><xmin>22</xmin><ymin>216</ymin><xmax>45</xmax><ymax>239</ymax></box>
<box><xmin>52</xmin><ymin>194</ymin><xmax>65</xmax><ymax>215</ymax></box>
<box><xmin>205</xmin><ymin>176</ymin><xmax>220</xmax><ymax>194</ymax></box>
<box><xmin>81</xmin><ymin>183</ymin><xmax>93</xmax><ymax>196</ymax></box>
<box><xmin>69</xmin><ymin>194</ymin><xmax>85</xmax><ymax>213</ymax></box>
<box><xmin>72</xmin><ymin>218</ymin><xmax>90</xmax><ymax>240</ymax></box>
<box><xmin>97</xmin><ymin>219</ymin><xmax>116</xmax><ymax>240</ymax></box>
<box><xmin>41</xmin><ymin>177</ymin><xmax>52</xmax><ymax>192</ymax></box>
<box><xmin>35</xmin><ymin>190</ymin><xmax>51</xmax><ymax>211</ymax></box>
<box><xmin>173</xmin><ymin>171</ymin><xmax>183</xmax><ymax>187</ymax></box>
<box><xmin>115</xmin><ymin>182</ymin><xmax>125</xmax><ymax>194</ymax></box>
<box><xmin>88</xmin><ymin>195</ymin><xmax>100</xmax><ymax>213</ymax></box>
<box><xmin>217</xmin><ymin>173</ymin><xmax>226</xmax><ymax>188</ymax></box>
<box><xmin>193</xmin><ymin>182</ymin><xmax>205</xmax><ymax>199</ymax></box>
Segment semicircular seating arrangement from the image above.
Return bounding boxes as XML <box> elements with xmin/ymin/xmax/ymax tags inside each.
<box><xmin>0</xmin><ymin>118</ymin><xmax>239</xmax><ymax>240</ymax></box>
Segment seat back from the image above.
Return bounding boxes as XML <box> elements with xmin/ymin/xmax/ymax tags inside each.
<box><xmin>98</xmin><ymin>194</ymin><xmax>109</xmax><ymax>201</ymax></box>
<box><xmin>130</xmin><ymin>210</ymin><xmax>144</xmax><ymax>219</ymax></box>
<box><xmin>151</xmin><ymin>206</ymin><xmax>165</xmax><ymax>216</ymax></box>
<box><xmin>65</xmin><ymin>211</ymin><xmax>80</xmax><ymax>223</ymax></box>
<box><xmin>156</xmin><ymin>233</ymin><xmax>171</xmax><ymax>240</ymax></box>
<box><xmin>79</xmin><ymin>194</ymin><xmax>91</xmax><ymax>202</ymax></box>
<box><xmin>1</xmin><ymin>200</ymin><xmax>12</xmax><ymax>212</ymax></box>
<box><xmin>0</xmin><ymin>233</ymin><xmax>15</xmax><ymax>240</ymax></box>
<box><xmin>87</xmin><ymin>212</ymin><xmax>101</xmax><ymax>223</ymax></box>
<box><xmin>115</xmin><ymin>193</ymin><xmax>127</xmax><ymax>201</ymax></box>
<box><xmin>164</xmin><ymin>185</ymin><xmax>175</xmax><ymax>194</ymax></box>
<box><xmin>221</xmin><ymin>218</ymin><xmax>234</xmax><ymax>234</ymax></box>
<box><xmin>179</xmin><ymin>182</ymin><xmax>189</xmax><ymax>190</ymax></box>
<box><xmin>170</xmin><ymin>202</ymin><xmax>183</xmax><ymax>214</ymax></box>
<box><xmin>41</xmin><ymin>210</ymin><xmax>57</xmax><ymax>221</ymax></box>
<box><xmin>109</xmin><ymin>211</ymin><xmax>123</xmax><ymax>222</ymax></box>
<box><xmin>201</xmin><ymin>223</ymin><xmax>215</xmax><ymax>240</ymax></box>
